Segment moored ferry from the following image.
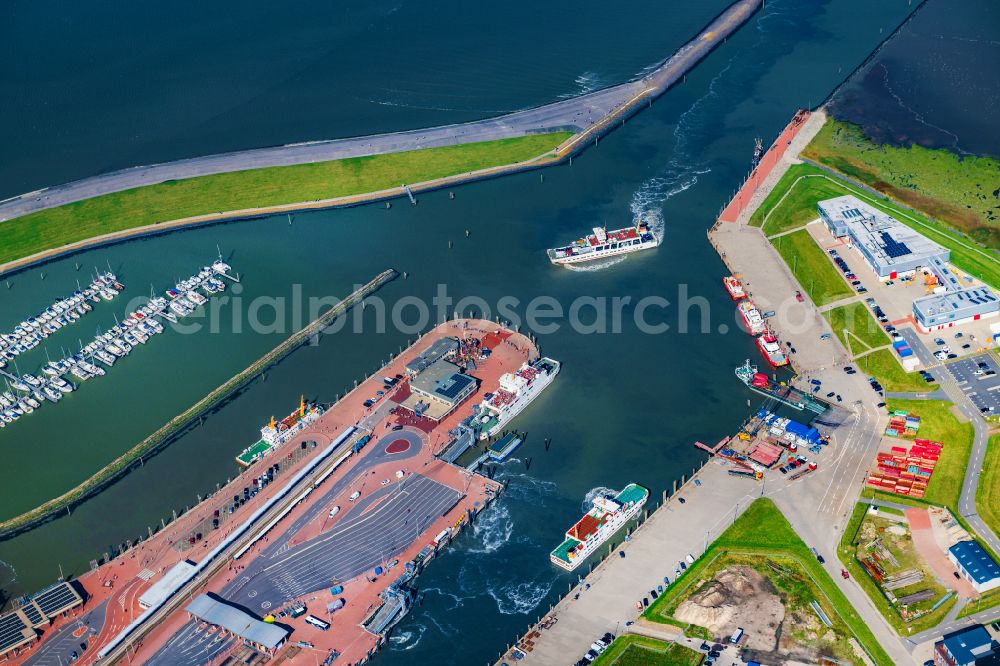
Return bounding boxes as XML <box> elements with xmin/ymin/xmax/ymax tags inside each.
<box><xmin>547</xmin><ymin>220</ymin><xmax>657</xmax><ymax>265</ymax></box>
<box><xmin>476</xmin><ymin>357</ymin><xmax>560</xmax><ymax>439</ymax></box>
<box><xmin>550</xmin><ymin>484</ymin><xmax>649</xmax><ymax>571</ymax></box>
<box><xmin>236</xmin><ymin>396</ymin><xmax>325</xmax><ymax>466</ymax></box>
<box><xmin>723</xmin><ymin>275</ymin><xmax>747</xmax><ymax>301</ymax></box>
<box><xmin>756</xmin><ymin>332</ymin><xmax>789</xmax><ymax>368</ymax></box>
<box><xmin>738</xmin><ymin>301</ymin><xmax>766</xmax><ymax>335</ymax></box>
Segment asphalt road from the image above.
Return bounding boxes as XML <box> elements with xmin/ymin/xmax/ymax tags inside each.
<box><xmin>147</xmin><ymin>472</ymin><xmax>460</xmax><ymax>665</ymax></box>
<box><xmin>226</xmin><ymin>472</ymin><xmax>461</xmax><ymax>613</ymax></box>
<box><xmin>144</xmin><ymin>620</ymin><xmax>233</xmax><ymax>666</ymax></box>
<box><xmin>21</xmin><ymin>599</ymin><xmax>107</xmax><ymax>666</ymax></box>
<box><xmin>896</xmin><ymin>330</ymin><xmax>1000</xmax><ymax>558</ymax></box>
<box><xmin>0</xmin><ymin>0</ymin><xmax>760</xmax><ymax>224</ymax></box>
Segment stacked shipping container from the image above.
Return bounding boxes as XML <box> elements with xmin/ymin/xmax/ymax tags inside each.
<box><xmin>866</xmin><ymin>438</ymin><xmax>942</xmax><ymax>499</ymax></box>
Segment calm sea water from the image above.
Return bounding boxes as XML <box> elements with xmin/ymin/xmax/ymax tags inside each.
<box><xmin>0</xmin><ymin>0</ymin><xmax>920</xmax><ymax>660</ymax></box>
<box><xmin>828</xmin><ymin>0</ymin><xmax>1000</xmax><ymax>157</ymax></box>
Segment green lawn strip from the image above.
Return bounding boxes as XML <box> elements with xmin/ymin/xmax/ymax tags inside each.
<box><xmin>823</xmin><ymin>302</ymin><xmax>889</xmax><ymax>354</ymax></box>
<box><xmin>885</xmin><ymin>399</ymin><xmax>973</xmax><ymax>510</ymax></box>
<box><xmin>590</xmin><ymin>635</ymin><xmax>703</xmax><ymax>666</ymax></box>
<box><xmin>836</xmin><ymin>505</ymin><xmax>957</xmax><ymax>635</ymax></box>
<box><xmin>752</xmin><ymin>162</ymin><xmax>1000</xmax><ymax>289</ymax></box>
<box><xmin>643</xmin><ymin>499</ymin><xmax>893</xmax><ymax>666</ymax></box>
<box><xmin>773</xmin><ymin>228</ymin><xmax>853</xmax><ymax>306</ymax></box>
<box><xmin>0</xmin><ymin>132</ymin><xmax>573</xmax><ymax>266</ymax></box>
<box><xmin>803</xmin><ymin>118</ymin><xmax>1000</xmax><ymax>250</ymax></box>
<box><xmin>753</xmin><ymin>173</ymin><xmax>847</xmax><ymax>235</ymax></box>
<box><xmin>957</xmin><ymin>586</ymin><xmax>1000</xmax><ymax>619</ymax></box>
<box><xmin>856</xmin><ymin>348</ymin><xmax>937</xmax><ymax>392</ymax></box>
<box><xmin>977</xmin><ymin>434</ymin><xmax>1000</xmax><ymax>540</ymax></box>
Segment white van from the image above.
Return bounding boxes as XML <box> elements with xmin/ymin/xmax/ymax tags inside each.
<box><xmin>328</xmin><ymin>506</ymin><xmax>340</xmax><ymax>518</ymax></box>
<box><xmin>349</xmin><ymin>491</ymin><xmax>361</xmax><ymax>502</ymax></box>
<box><xmin>305</xmin><ymin>615</ymin><xmax>330</xmax><ymax>631</ymax></box>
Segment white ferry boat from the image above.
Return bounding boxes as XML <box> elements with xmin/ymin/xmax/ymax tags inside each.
<box><xmin>550</xmin><ymin>484</ymin><xmax>649</xmax><ymax>571</ymax></box>
<box><xmin>235</xmin><ymin>396</ymin><xmax>325</xmax><ymax>466</ymax></box>
<box><xmin>476</xmin><ymin>357</ymin><xmax>560</xmax><ymax>440</ymax></box>
<box><xmin>547</xmin><ymin>220</ymin><xmax>657</xmax><ymax>265</ymax></box>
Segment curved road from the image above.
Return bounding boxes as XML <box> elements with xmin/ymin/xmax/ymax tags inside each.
<box><xmin>0</xmin><ymin>0</ymin><xmax>760</xmax><ymax>225</ymax></box>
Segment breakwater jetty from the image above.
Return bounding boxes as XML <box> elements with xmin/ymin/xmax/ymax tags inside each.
<box><xmin>0</xmin><ymin>268</ymin><xmax>398</xmax><ymax>540</ymax></box>
<box><xmin>0</xmin><ymin>0</ymin><xmax>762</xmax><ymax>277</ymax></box>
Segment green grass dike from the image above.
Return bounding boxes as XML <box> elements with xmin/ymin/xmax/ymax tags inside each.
<box><xmin>772</xmin><ymin>228</ymin><xmax>853</xmax><ymax>306</ymax></box>
<box><xmin>590</xmin><ymin>636</ymin><xmax>703</xmax><ymax>666</ymax></box>
<box><xmin>803</xmin><ymin>118</ymin><xmax>1000</xmax><ymax>250</ymax></box>
<box><xmin>0</xmin><ymin>132</ymin><xmax>572</xmax><ymax>267</ymax></box>
<box><xmin>642</xmin><ymin>498</ymin><xmax>894</xmax><ymax>666</ymax></box>
<box><xmin>751</xmin><ymin>162</ymin><xmax>1000</xmax><ymax>290</ymax></box>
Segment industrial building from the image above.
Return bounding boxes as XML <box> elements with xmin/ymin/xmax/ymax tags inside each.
<box><xmin>818</xmin><ymin>195</ymin><xmax>949</xmax><ymax>279</ymax></box>
<box><xmin>403</xmin><ymin>358</ymin><xmax>478</xmax><ymax>421</ymax></box>
<box><xmin>934</xmin><ymin>625</ymin><xmax>999</xmax><ymax>666</ymax></box>
<box><xmin>818</xmin><ymin>196</ymin><xmax>1000</xmax><ymax>332</ymax></box>
<box><xmin>948</xmin><ymin>540</ymin><xmax>1000</xmax><ymax>594</ymax></box>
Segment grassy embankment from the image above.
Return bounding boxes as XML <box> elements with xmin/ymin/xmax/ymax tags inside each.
<box><xmin>643</xmin><ymin>499</ymin><xmax>894</xmax><ymax>666</ymax></box>
<box><xmin>837</xmin><ymin>505</ymin><xmax>956</xmax><ymax>635</ymax></box>
<box><xmin>750</xmin><ymin>162</ymin><xmax>1000</xmax><ymax>289</ymax></box>
<box><xmin>590</xmin><ymin>636</ymin><xmax>702</xmax><ymax>666</ymax></box>
<box><xmin>861</xmin><ymin>399</ymin><xmax>973</xmax><ymax>511</ymax></box>
<box><xmin>978</xmin><ymin>434</ymin><xmax>1000</xmax><ymax>540</ymax></box>
<box><xmin>856</xmin><ymin>348</ymin><xmax>935</xmax><ymax>392</ymax></box>
<box><xmin>823</xmin><ymin>302</ymin><xmax>889</xmax><ymax>356</ymax></box>
<box><xmin>803</xmin><ymin>118</ymin><xmax>1000</xmax><ymax>250</ymax></box>
<box><xmin>0</xmin><ymin>132</ymin><xmax>573</xmax><ymax>266</ymax></box>
<box><xmin>773</xmin><ymin>229</ymin><xmax>853</xmax><ymax>306</ymax></box>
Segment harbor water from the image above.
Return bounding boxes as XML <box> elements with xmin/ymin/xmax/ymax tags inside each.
<box><xmin>0</xmin><ymin>0</ymin><xmax>922</xmax><ymax>661</ymax></box>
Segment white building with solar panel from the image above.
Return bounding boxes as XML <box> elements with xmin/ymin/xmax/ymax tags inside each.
<box><xmin>818</xmin><ymin>195</ymin><xmax>999</xmax><ymax>332</ymax></box>
<box><xmin>818</xmin><ymin>195</ymin><xmax>950</xmax><ymax>279</ymax></box>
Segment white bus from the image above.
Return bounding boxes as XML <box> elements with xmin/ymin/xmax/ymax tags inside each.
<box><xmin>730</xmin><ymin>627</ymin><xmax>744</xmax><ymax>644</ymax></box>
<box><xmin>305</xmin><ymin>615</ymin><xmax>330</xmax><ymax>631</ymax></box>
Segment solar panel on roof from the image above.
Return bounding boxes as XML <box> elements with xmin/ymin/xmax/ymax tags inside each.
<box><xmin>0</xmin><ymin>612</ymin><xmax>32</xmax><ymax>652</ymax></box>
<box><xmin>434</xmin><ymin>374</ymin><xmax>474</xmax><ymax>400</ymax></box>
<box><xmin>19</xmin><ymin>603</ymin><xmax>43</xmax><ymax>627</ymax></box>
<box><xmin>878</xmin><ymin>231</ymin><xmax>911</xmax><ymax>258</ymax></box>
<box><xmin>33</xmin><ymin>582</ymin><xmax>79</xmax><ymax>617</ymax></box>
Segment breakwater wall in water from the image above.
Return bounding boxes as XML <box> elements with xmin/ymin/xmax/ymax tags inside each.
<box><xmin>0</xmin><ymin>0</ymin><xmax>762</xmax><ymax>278</ymax></box>
<box><xmin>0</xmin><ymin>268</ymin><xmax>398</xmax><ymax>540</ymax></box>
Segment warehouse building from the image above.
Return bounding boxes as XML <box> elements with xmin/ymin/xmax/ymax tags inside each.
<box><xmin>818</xmin><ymin>195</ymin><xmax>949</xmax><ymax>279</ymax></box>
<box><xmin>934</xmin><ymin>625</ymin><xmax>999</xmax><ymax>666</ymax></box>
<box><xmin>948</xmin><ymin>540</ymin><xmax>1000</xmax><ymax>594</ymax></box>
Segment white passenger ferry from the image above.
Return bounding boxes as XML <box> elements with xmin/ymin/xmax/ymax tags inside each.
<box><xmin>547</xmin><ymin>220</ymin><xmax>658</xmax><ymax>265</ymax></box>
<box><xmin>550</xmin><ymin>484</ymin><xmax>649</xmax><ymax>571</ymax></box>
<box><xmin>476</xmin><ymin>357</ymin><xmax>560</xmax><ymax>439</ymax></box>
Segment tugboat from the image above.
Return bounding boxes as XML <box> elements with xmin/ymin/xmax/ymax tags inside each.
<box><xmin>756</xmin><ymin>332</ymin><xmax>789</xmax><ymax>368</ymax></box>
<box><xmin>737</xmin><ymin>301</ymin><xmax>766</xmax><ymax>335</ymax></box>
<box><xmin>547</xmin><ymin>219</ymin><xmax>658</xmax><ymax>265</ymax></box>
<box><xmin>723</xmin><ymin>275</ymin><xmax>747</xmax><ymax>301</ymax></box>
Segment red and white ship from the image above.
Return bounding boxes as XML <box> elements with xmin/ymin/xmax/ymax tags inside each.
<box><xmin>738</xmin><ymin>301</ymin><xmax>766</xmax><ymax>335</ymax></box>
<box><xmin>547</xmin><ymin>220</ymin><xmax>658</xmax><ymax>265</ymax></box>
<box><xmin>756</xmin><ymin>332</ymin><xmax>789</xmax><ymax>368</ymax></box>
<box><xmin>723</xmin><ymin>276</ymin><xmax>747</xmax><ymax>301</ymax></box>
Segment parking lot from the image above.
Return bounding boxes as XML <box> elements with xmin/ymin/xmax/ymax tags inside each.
<box><xmin>946</xmin><ymin>353</ymin><xmax>1000</xmax><ymax>415</ymax></box>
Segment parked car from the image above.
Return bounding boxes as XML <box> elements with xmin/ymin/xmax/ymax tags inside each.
<box><xmin>841</xmin><ymin>569</ymin><xmax>850</xmax><ymax>579</ymax></box>
<box><xmin>795</xmin><ymin>290</ymin><xmax>804</xmax><ymax>302</ymax></box>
